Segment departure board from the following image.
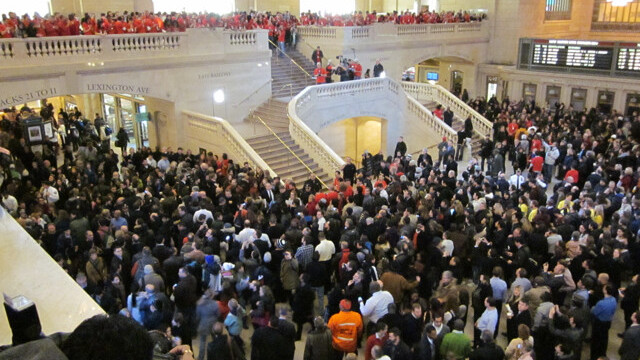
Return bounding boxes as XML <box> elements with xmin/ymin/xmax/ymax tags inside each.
<box><xmin>617</xmin><ymin>44</ymin><xmax>640</xmax><ymax>71</ymax></box>
<box><xmin>532</xmin><ymin>40</ymin><xmax>613</xmax><ymax>70</ymax></box>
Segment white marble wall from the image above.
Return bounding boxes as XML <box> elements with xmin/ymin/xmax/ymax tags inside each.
<box><xmin>0</xmin><ymin>212</ymin><xmax>105</xmax><ymax>345</ymax></box>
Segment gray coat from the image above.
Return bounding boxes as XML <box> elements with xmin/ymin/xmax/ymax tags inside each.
<box><xmin>620</xmin><ymin>324</ymin><xmax>640</xmax><ymax>360</ymax></box>
<box><xmin>196</xmin><ymin>297</ymin><xmax>219</xmax><ymax>334</ymax></box>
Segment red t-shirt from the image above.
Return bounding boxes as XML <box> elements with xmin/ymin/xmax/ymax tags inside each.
<box><xmin>531</xmin><ymin>156</ymin><xmax>544</xmax><ymax>172</ymax></box>
<box><xmin>564</xmin><ymin>169</ymin><xmax>579</xmax><ymax>183</ymax></box>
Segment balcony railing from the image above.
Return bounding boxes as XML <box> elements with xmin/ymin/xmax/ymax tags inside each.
<box><xmin>402</xmin><ymin>81</ymin><xmax>493</xmax><ymax>139</ymax></box>
<box><xmin>297</xmin><ymin>21</ymin><xmax>487</xmax><ymax>44</ymax></box>
<box><xmin>183</xmin><ymin>110</ymin><xmax>276</xmax><ymax>178</ymax></box>
<box><xmin>0</xmin><ymin>29</ymin><xmax>268</xmax><ymax>66</ymax></box>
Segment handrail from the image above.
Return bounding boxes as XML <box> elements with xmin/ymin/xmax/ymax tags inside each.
<box><xmin>275</xmin><ymin>83</ymin><xmax>295</xmax><ymax>98</ymax></box>
<box><xmin>268</xmin><ymin>39</ymin><xmax>314</xmax><ymax>79</ymax></box>
<box><xmin>251</xmin><ymin>112</ymin><xmax>328</xmax><ymax>189</ymax></box>
<box><xmin>183</xmin><ymin>110</ymin><xmax>277</xmax><ymax>178</ymax></box>
<box><xmin>233</xmin><ymin>78</ymin><xmax>272</xmax><ymax>107</ymax></box>
<box><xmin>401</xmin><ymin>81</ymin><xmax>493</xmax><ymax>139</ymax></box>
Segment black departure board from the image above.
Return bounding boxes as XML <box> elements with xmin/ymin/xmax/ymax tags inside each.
<box><xmin>617</xmin><ymin>44</ymin><xmax>640</xmax><ymax>71</ymax></box>
<box><xmin>532</xmin><ymin>40</ymin><xmax>613</xmax><ymax>70</ymax></box>
<box><xmin>519</xmin><ymin>38</ymin><xmax>640</xmax><ymax>77</ymax></box>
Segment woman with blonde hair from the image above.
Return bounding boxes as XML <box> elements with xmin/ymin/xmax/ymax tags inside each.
<box><xmin>505</xmin><ymin>324</ymin><xmax>533</xmax><ymax>360</ymax></box>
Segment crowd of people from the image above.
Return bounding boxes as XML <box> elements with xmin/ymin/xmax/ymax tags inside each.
<box><xmin>0</xmin><ymin>84</ymin><xmax>640</xmax><ymax>360</ymax></box>
<box><xmin>0</xmin><ymin>8</ymin><xmax>484</xmax><ymax>38</ymax></box>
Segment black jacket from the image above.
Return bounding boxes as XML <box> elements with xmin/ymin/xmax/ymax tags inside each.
<box><xmin>470</xmin><ymin>343</ymin><xmax>505</xmax><ymax>360</ymax></box>
<box><xmin>383</xmin><ymin>340</ymin><xmax>413</xmax><ymax>360</ymax></box>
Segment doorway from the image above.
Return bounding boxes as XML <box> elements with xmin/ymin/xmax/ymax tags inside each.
<box><xmin>451</xmin><ymin>70</ymin><xmax>463</xmax><ymax>96</ymax></box>
<box><xmin>626</xmin><ymin>93</ymin><xmax>640</xmax><ymax>117</ymax></box>
<box><xmin>545</xmin><ymin>85</ymin><xmax>561</xmax><ymax>109</ymax></box>
<box><xmin>486</xmin><ymin>76</ymin><xmax>499</xmax><ymax>100</ymax></box>
<box><xmin>597</xmin><ymin>91</ymin><xmax>614</xmax><ymax>114</ymax></box>
<box><xmin>102</xmin><ymin>93</ymin><xmax>149</xmax><ymax>149</ymax></box>
<box><xmin>523</xmin><ymin>83</ymin><xmax>537</xmax><ymax>104</ymax></box>
<box><xmin>570</xmin><ymin>88</ymin><xmax>587</xmax><ymax>112</ymax></box>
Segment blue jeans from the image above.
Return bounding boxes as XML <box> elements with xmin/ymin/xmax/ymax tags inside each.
<box><xmin>278</xmin><ymin>41</ymin><xmax>285</xmax><ymax>56</ymax></box>
<box><xmin>312</xmin><ymin>286</ymin><xmax>324</xmax><ymax>316</ymax></box>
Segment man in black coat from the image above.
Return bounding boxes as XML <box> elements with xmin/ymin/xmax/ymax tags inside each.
<box><xmin>383</xmin><ymin>327</ymin><xmax>412</xmax><ymax>360</ymax></box>
<box><xmin>401</xmin><ymin>303</ymin><xmax>424</xmax><ymax>347</ymax></box>
<box><xmin>251</xmin><ymin>316</ymin><xmax>288</xmax><ymax>360</ymax></box>
<box><xmin>206</xmin><ymin>322</ymin><xmax>232</xmax><ymax>360</ymax></box>
<box><xmin>619</xmin><ymin>311</ymin><xmax>640</xmax><ymax>360</ymax></box>
<box><xmin>470</xmin><ymin>330</ymin><xmax>505</xmax><ymax>360</ymax></box>
<box><xmin>414</xmin><ymin>325</ymin><xmax>438</xmax><ymax>360</ymax></box>
<box><xmin>311</xmin><ymin>46</ymin><xmax>324</xmax><ymax>65</ymax></box>
<box><xmin>394</xmin><ymin>136</ymin><xmax>407</xmax><ymax>157</ymax></box>
<box><xmin>292</xmin><ymin>274</ymin><xmax>316</xmax><ymax>340</ymax></box>
<box><xmin>277</xmin><ymin>308</ymin><xmax>297</xmax><ymax>360</ymax></box>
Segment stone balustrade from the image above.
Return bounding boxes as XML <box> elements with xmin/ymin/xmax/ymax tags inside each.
<box><xmin>402</xmin><ymin>81</ymin><xmax>493</xmax><ymax>139</ymax></box>
<box><xmin>0</xmin><ymin>29</ymin><xmax>268</xmax><ymax>67</ymax></box>
<box><xmin>183</xmin><ymin>110</ymin><xmax>276</xmax><ymax>178</ymax></box>
<box><xmin>296</xmin><ymin>21</ymin><xmax>487</xmax><ymax>44</ymax></box>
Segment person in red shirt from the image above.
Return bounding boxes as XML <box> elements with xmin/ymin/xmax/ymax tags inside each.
<box><xmin>314</xmin><ymin>63</ymin><xmax>327</xmax><ymax>84</ymax></box>
<box><xmin>69</xmin><ymin>14</ymin><xmax>80</xmax><ymax>35</ymax></box>
<box><xmin>276</xmin><ymin>25</ymin><xmax>286</xmax><ymax>56</ymax></box>
<box><xmin>0</xmin><ymin>21</ymin><xmax>11</xmax><ymax>38</ymax></box>
<box><xmin>58</xmin><ymin>16</ymin><xmax>71</xmax><ymax>36</ymax></box>
<box><xmin>80</xmin><ymin>14</ymin><xmax>94</xmax><ymax>35</ymax></box>
<box><xmin>530</xmin><ymin>153</ymin><xmax>544</xmax><ymax>174</ymax></box>
<box><xmin>351</xmin><ymin>60</ymin><xmax>363</xmax><ymax>79</ymax></box>
<box><xmin>564</xmin><ymin>165</ymin><xmax>579</xmax><ymax>184</ymax></box>
<box><xmin>365</xmin><ymin>322</ymin><xmax>388</xmax><ymax>360</ymax></box>
<box><xmin>44</xmin><ymin>18</ymin><xmax>59</xmax><ymax>37</ymax></box>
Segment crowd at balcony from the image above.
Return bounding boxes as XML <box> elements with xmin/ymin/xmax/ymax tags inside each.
<box><xmin>0</xmin><ymin>8</ymin><xmax>485</xmax><ymax>38</ymax></box>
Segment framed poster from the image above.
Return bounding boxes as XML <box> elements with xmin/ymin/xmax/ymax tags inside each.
<box><xmin>27</xmin><ymin>126</ymin><xmax>43</xmax><ymax>143</ymax></box>
<box><xmin>43</xmin><ymin>122</ymin><xmax>54</xmax><ymax>139</ymax></box>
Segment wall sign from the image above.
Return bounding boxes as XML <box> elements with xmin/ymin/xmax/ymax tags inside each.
<box><xmin>0</xmin><ymin>88</ymin><xmax>59</xmax><ymax>107</ymax></box>
<box><xmin>86</xmin><ymin>83</ymin><xmax>151</xmax><ymax>94</ymax></box>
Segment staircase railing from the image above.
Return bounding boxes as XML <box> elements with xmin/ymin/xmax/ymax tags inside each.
<box><xmin>289</xmin><ymin>78</ymin><xmax>459</xmax><ymax>176</ymax></box>
<box><xmin>183</xmin><ymin>110</ymin><xmax>276</xmax><ymax>177</ymax></box>
<box><xmin>401</xmin><ymin>81</ymin><xmax>493</xmax><ymax>139</ymax></box>
<box><xmin>268</xmin><ymin>39</ymin><xmax>314</xmax><ymax>79</ymax></box>
<box><xmin>251</xmin><ymin>112</ymin><xmax>328</xmax><ymax>189</ymax></box>
<box><xmin>233</xmin><ymin>79</ymin><xmax>272</xmax><ymax>107</ymax></box>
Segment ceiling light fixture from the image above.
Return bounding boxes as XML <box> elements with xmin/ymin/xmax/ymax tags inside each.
<box><xmin>608</xmin><ymin>0</ymin><xmax>632</xmax><ymax>7</ymax></box>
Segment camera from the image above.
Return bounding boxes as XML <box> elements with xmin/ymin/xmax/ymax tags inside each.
<box><xmin>336</xmin><ymin>55</ymin><xmax>351</xmax><ymax>68</ymax></box>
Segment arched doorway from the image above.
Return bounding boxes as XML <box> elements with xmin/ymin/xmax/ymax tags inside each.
<box><xmin>317</xmin><ymin>116</ymin><xmax>387</xmax><ymax>166</ymax></box>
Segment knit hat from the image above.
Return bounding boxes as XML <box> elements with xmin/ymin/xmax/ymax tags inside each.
<box><xmin>356</xmin><ymin>252</ymin><xmax>365</xmax><ymax>263</ymax></box>
<box><xmin>276</xmin><ymin>239</ymin><xmax>286</xmax><ymax>249</ymax></box>
<box><xmin>339</xmin><ymin>299</ymin><xmax>352</xmax><ymax>311</ymax></box>
<box><xmin>263</xmin><ymin>251</ymin><xmax>272</xmax><ymax>263</ymax></box>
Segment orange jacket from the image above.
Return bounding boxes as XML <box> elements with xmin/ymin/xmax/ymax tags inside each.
<box><xmin>328</xmin><ymin>310</ymin><xmax>363</xmax><ymax>352</ymax></box>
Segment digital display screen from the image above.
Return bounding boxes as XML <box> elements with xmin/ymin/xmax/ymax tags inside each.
<box><xmin>532</xmin><ymin>40</ymin><xmax>613</xmax><ymax>70</ymax></box>
<box><xmin>617</xmin><ymin>44</ymin><xmax>640</xmax><ymax>71</ymax></box>
<box><xmin>427</xmin><ymin>72</ymin><xmax>439</xmax><ymax>81</ymax></box>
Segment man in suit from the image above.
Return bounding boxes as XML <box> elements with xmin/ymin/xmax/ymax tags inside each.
<box><xmin>414</xmin><ymin>325</ymin><xmax>438</xmax><ymax>360</ymax></box>
<box><xmin>311</xmin><ymin>46</ymin><xmax>324</xmax><ymax>65</ymax></box>
<box><xmin>619</xmin><ymin>311</ymin><xmax>640</xmax><ymax>360</ymax></box>
<box><xmin>261</xmin><ymin>182</ymin><xmax>276</xmax><ymax>204</ymax></box>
